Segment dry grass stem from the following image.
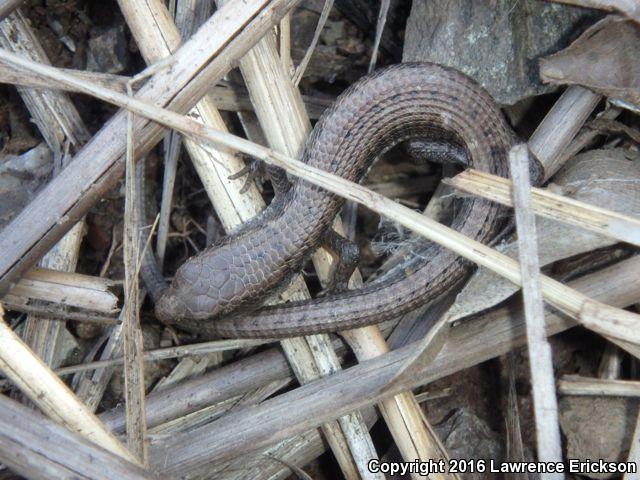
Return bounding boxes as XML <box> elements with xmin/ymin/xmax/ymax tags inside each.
<box><xmin>0</xmin><ymin>394</ymin><xmax>154</xmax><ymax>480</ymax></box>
<box><xmin>0</xmin><ymin>63</ymin><xmax>335</xmax><ymax>118</ymax></box>
<box><xmin>2</xmin><ymin>268</ymin><xmax>118</xmax><ymax>313</ymax></box>
<box><xmin>279</xmin><ymin>14</ymin><xmax>292</xmax><ymax>73</ymax></box>
<box><xmin>445</xmin><ymin>168</ymin><xmax>640</xmax><ymax>246</ymax></box>
<box><xmin>156</xmin><ymin>132</ymin><xmax>181</xmax><ymax>266</ymax></box>
<box><xmin>368</xmin><ymin>0</ymin><xmax>391</xmax><ymax>72</ymax></box>
<box><xmin>122</xmin><ymin>83</ymin><xmax>148</xmax><ymax>463</ymax></box>
<box><xmin>509</xmin><ymin>144</ymin><xmax>564</xmax><ymax>473</ymax></box>
<box><xmin>528</xmin><ymin>86</ymin><xmax>601</xmax><ymax>179</ymax></box>
<box><xmin>292</xmin><ymin>0</ymin><xmax>334</xmax><ymax>86</ymax></box>
<box><xmin>0</xmin><ymin>305</ymin><xmax>137</xmax><ymax>463</ymax></box>
<box><xmin>0</xmin><ymin>303</ymin><xmax>119</xmax><ymax>324</ymax></box>
<box><xmin>558</xmin><ymin>375</ymin><xmax>640</xmax><ymax>396</ymax></box>
<box><xmin>56</xmin><ymin>338</ymin><xmax>273</xmax><ymax>376</ymax></box>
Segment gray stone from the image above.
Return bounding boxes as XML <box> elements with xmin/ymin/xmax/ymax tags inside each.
<box><xmin>86</xmin><ymin>24</ymin><xmax>130</xmax><ymax>74</ymax></box>
<box><xmin>403</xmin><ymin>0</ymin><xmax>599</xmax><ymax>105</ymax></box>
<box><xmin>560</xmin><ymin>396</ymin><xmax>638</xmax><ymax>479</ymax></box>
<box><xmin>436</xmin><ymin>408</ymin><xmax>503</xmax><ymax>480</ymax></box>
<box><xmin>51</xmin><ymin>327</ymin><xmax>81</xmax><ymax>370</ymax></box>
<box><xmin>0</xmin><ymin>143</ymin><xmax>51</xmax><ymax>228</ymax></box>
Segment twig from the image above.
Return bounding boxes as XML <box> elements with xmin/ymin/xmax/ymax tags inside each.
<box><xmin>560</xmin><ymin>107</ymin><xmax>621</xmax><ymax>162</ymax></box>
<box><xmin>122</xmin><ymin>81</ymin><xmax>148</xmax><ymax>463</ymax></box>
<box><xmin>509</xmin><ymin>144</ymin><xmax>564</xmax><ymax>477</ymax></box>
<box><xmin>528</xmin><ymin>86</ymin><xmax>601</xmax><ymax>180</ymax></box>
<box><xmin>5</xmin><ymin>52</ymin><xmax>638</xmax><ymax>348</ymax></box>
<box><xmin>216</xmin><ymin>82</ymin><xmax>332</xmax><ymax>118</ymax></box>
<box><xmin>100</xmin><ymin>227</ymin><xmax>120</xmax><ymax>277</ymax></box>
<box><xmin>0</xmin><ymin>63</ymin><xmax>332</xmax><ymax>118</ymax></box>
<box><xmin>1</xmin><ymin>303</ymin><xmax>119</xmax><ymax>324</ymax></box>
<box><xmin>597</xmin><ymin>344</ymin><xmax>623</xmax><ymax>379</ymax></box>
<box><xmin>156</xmin><ymin>133</ymin><xmax>181</xmax><ymax>266</ymax></box>
<box><xmin>2</xmin><ymin>268</ymin><xmax>119</xmax><ymax>313</ymax></box>
<box><xmin>368</xmin><ymin>0</ymin><xmax>390</xmax><ymax>72</ymax></box>
<box><xmin>444</xmin><ymin>168</ymin><xmax>640</xmax><ymax>246</ymax></box>
<box><xmin>292</xmin><ymin>0</ymin><xmax>334</xmax><ymax>86</ymax></box>
<box><xmin>0</xmin><ymin>305</ymin><xmax>136</xmax><ymax>463</ymax></box>
<box><xmin>558</xmin><ymin>375</ymin><xmax>640</xmax><ymax>396</ymax></box>
<box><xmin>0</xmin><ymin>394</ymin><xmax>154</xmax><ymax>480</ymax></box>
<box><xmin>0</xmin><ymin>0</ymin><xmax>21</xmax><ymax>21</ymax></box>
<box><xmin>56</xmin><ymin>338</ymin><xmax>272</xmax><ymax>376</ymax></box>
<box><xmin>99</xmin><ymin>348</ymin><xmax>292</xmax><ymax>434</ymax></box>
<box><xmin>279</xmin><ymin>14</ymin><xmax>292</xmax><ymax>74</ymax></box>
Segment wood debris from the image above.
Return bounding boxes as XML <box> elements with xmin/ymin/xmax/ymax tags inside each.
<box><xmin>0</xmin><ymin>1</ymin><xmax>638</xmax><ymax>479</ymax></box>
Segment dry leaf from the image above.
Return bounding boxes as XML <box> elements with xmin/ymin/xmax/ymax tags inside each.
<box><xmin>540</xmin><ymin>16</ymin><xmax>640</xmax><ymax>108</ymax></box>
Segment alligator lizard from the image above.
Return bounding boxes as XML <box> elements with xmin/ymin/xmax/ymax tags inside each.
<box><xmin>149</xmin><ymin>63</ymin><xmax>526</xmax><ymax>338</ymax></box>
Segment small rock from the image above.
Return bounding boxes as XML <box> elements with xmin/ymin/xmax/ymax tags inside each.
<box><xmin>51</xmin><ymin>327</ymin><xmax>81</xmax><ymax>369</ymax></box>
<box><xmin>0</xmin><ymin>143</ymin><xmax>52</xmax><ymax>228</ymax></box>
<box><xmin>74</xmin><ymin>321</ymin><xmax>104</xmax><ymax>340</ymax></box>
<box><xmin>560</xmin><ymin>396</ymin><xmax>638</xmax><ymax>479</ymax></box>
<box><xmin>436</xmin><ymin>408</ymin><xmax>503</xmax><ymax>480</ymax></box>
<box><xmin>86</xmin><ymin>24</ymin><xmax>129</xmax><ymax>73</ymax></box>
<box><xmin>403</xmin><ymin>0</ymin><xmax>600</xmax><ymax>105</ymax></box>
<box><xmin>320</xmin><ymin>18</ymin><xmax>345</xmax><ymax>46</ymax></box>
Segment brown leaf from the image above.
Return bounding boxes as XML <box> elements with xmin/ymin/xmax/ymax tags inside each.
<box><xmin>540</xmin><ymin>16</ymin><xmax>640</xmax><ymax>108</ymax></box>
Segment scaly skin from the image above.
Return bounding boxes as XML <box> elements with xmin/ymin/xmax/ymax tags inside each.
<box><xmin>155</xmin><ymin>63</ymin><xmax>517</xmax><ymax>338</ymax></box>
